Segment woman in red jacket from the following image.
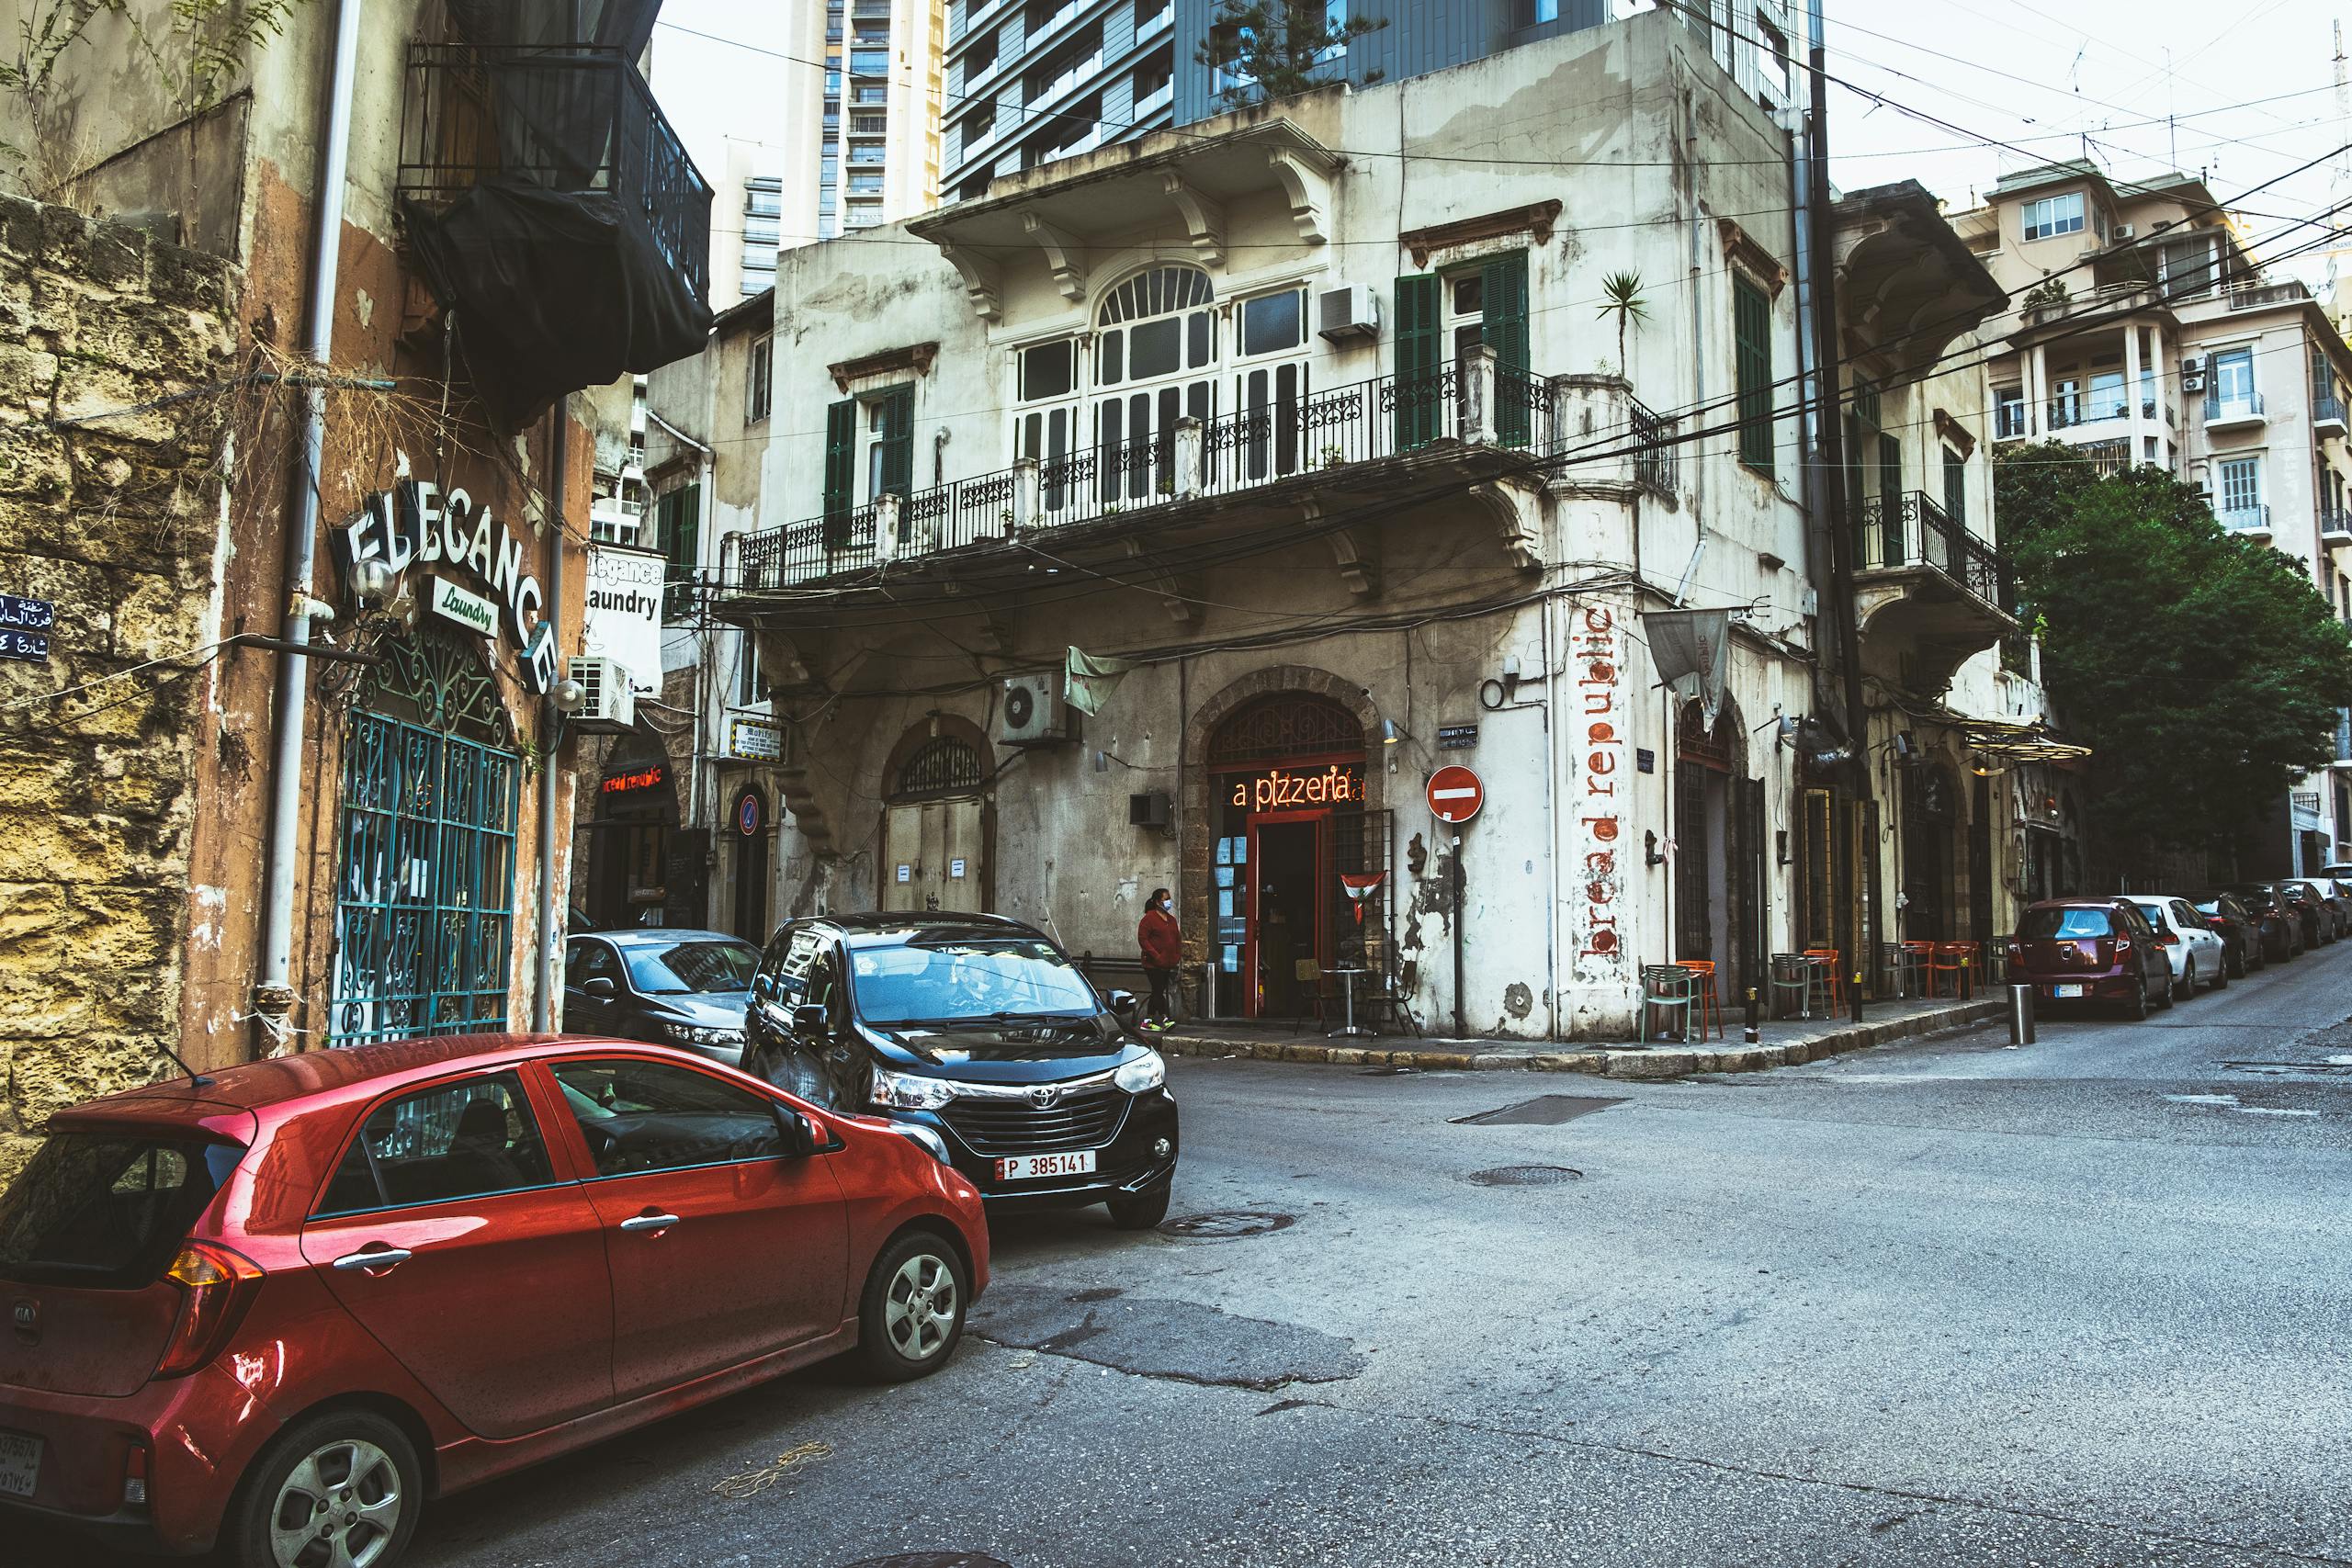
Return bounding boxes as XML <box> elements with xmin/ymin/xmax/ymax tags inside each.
<box><xmin>1137</xmin><ymin>887</ymin><xmax>1182</xmax><ymax>1031</ymax></box>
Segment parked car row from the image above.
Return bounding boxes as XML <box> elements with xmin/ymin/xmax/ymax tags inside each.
<box><xmin>2005</xmin><ymin>876</ymin><xmax>2348</xmax><ymax>1017</ymax></box>
<box><xmin>1</xmin><ymin>913</ymin><xmax>1173</xmax><ymax>1568</ymax></box>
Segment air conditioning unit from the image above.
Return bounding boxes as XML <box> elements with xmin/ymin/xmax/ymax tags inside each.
<box><xmin>569</xmin><ymin>656</ymin><xmax>636</xmax><ymax>734</ymax></box>
<box><xmin>2112</xmin><ymin>223</ymin><xmax>2136</xmax><ymax>241</ymax></box>
<box><xmin>2183</xmin><ymin>372</ymin><xmax>2206</xmax><ymax>393</ymax></box>
<box><xmin>2181</xmin><ymin>355</ymin><xmax>2205</xmax><ymax>375</ymax></box>
<box><xmin>1129</xmin><ymin>790</ymin><xmax>1171</xmax><ymax>829</ymax></box>
<box><xmin>1000</xmin><ymin>672</ymin><xmax>1072</xmax><ymax>747</ymax></box>
<box><xmin>1317</xmin><ymin>285</ymin><xmax>1380</xmax><ymax>344</ymax></box>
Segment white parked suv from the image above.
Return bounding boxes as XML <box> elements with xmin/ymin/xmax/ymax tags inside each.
<box><xmin>2131</xmin><ymin>896</ymin><xmax>2227</xmax><ymax>1000</ymax></box>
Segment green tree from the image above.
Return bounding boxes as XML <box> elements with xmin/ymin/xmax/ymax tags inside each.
<box><xmin>1996</xmin><ymin>442</ymin><xmax>2352</xmax><ymax>857</ymax></box>
<box><xmin>1195</xmin><ymin>1</ymin><xmax>1386</xmax><ymax>110</ymax></box>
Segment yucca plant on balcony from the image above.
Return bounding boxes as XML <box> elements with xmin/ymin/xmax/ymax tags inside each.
<box><xmin>1597</xmin><ymin>271</ymin><xmax>1648</xmax><ymax>377</ymax></box>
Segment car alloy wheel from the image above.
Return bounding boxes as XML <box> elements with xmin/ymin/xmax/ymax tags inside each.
<box><xmin>858</xmin><ymin>1232</ymin><xmax>968</xmax><ymax>1382</ymax></box>
<box><xmin>270</xmin><ymin>1438</ymin><xmax>404</xmax><ymax>1568</ymax></box>
<box><xmin>2177</xmin><ymin>960</ymin><xmax>2196</xmax><ymax>1002</ymax></box>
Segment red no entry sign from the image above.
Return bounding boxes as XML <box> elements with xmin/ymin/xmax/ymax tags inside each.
<box><xmin>1427</xmin><ymin>764</ymin><xmax>1484</xmax><ymax>825</ymax></box>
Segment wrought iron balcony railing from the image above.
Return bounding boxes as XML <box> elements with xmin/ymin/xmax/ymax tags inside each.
<box><xmin>1854</xmin><ymin>490</ymin><xmax>2017</xmax><ymax>617</ymax></box>
<box><xmin>2315</xmin><ymin>393</ymin><xmax>2348</xmax><ymax>430</ymax></box>
<box><xmin>723</xmin><ymin>366</ymin><xmax>1634</xmax><ymax>591</ymax></box>
<box><xmin>398</xmin><ymin>43</ymin><xmax>712</xmax><ymax>300</ymax></box>
<box><xmin>2218</xmin><ymin>502</ymin><xmax>2272</xmax><ymax>534</ymax></box>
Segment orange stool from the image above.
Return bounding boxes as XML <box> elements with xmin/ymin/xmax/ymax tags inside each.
<box><xmin>1672</xmin><ymin>959</ymin><xmax>1724</xmax><ymax>1040</ymax></box>
<box><xmin>1801</xmin><ymin>947</ymin><xmax>1848</xmax><ymax>1010</ymax></box>
<box><xmin>1928</xmin><ymin>940</ymin><xmax>1975</xmax><ymax>998</ymax></box>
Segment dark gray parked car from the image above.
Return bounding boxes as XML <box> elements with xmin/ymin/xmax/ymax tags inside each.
<box><xmin>561</xmin><ymin>928</ymin><xmax>760</xmax><ymax>1067</ymax></box>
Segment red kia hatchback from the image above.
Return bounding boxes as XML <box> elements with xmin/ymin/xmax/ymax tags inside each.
<box><xmin>0</xmin><ymin>1033</ymin><xmax>988</xmax><ymax>1567</ymax></box>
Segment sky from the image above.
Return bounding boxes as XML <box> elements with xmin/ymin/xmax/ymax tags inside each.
<box><xmin>649</xmin><ymin>0</ymin><xmax>2352</xmax><ymax>288</ymax></box>
<box><xmin>1806</xmin><ymin>0</ymin><xmax>2350</xmax><ymax>283</ymax></box>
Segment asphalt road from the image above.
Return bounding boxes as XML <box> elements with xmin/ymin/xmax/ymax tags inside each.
<box><xmin>27</xmin><ymin>942</ymin><xmax>2352</xmax><ymax>1567</ymax></box>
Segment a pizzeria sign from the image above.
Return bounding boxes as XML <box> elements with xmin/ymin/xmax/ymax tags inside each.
<box><xmin>1227</xmin><ymin>764</ymin><xmax>1366</xmax><ymax>812</ymax></box>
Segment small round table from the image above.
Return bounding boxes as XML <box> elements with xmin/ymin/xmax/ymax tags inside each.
<box><xmin>1327</xmin><ymin>966</ymin><xmax>1374</xmax><ymax>1037</ymax></box>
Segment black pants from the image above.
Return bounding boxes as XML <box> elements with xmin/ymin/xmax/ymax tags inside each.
<box><xmin>1145</xmin><ymin>966</ymin><xmax>1175</xmax><ymax>1022</ymax></box>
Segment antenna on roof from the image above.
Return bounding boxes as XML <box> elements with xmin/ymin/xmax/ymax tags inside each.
<box><xmin>158</xmin><ymin>1043</ymin><xmax>215</xmax><ymax>1089</ymax></box>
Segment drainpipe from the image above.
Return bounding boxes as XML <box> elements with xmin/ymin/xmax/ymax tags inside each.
<box><xmin>254</xmin><ymin>0</ymin><xmax>363</xmax><ymax>1049</ymax></box>
<box><xmin>648</xmin><ymin>406</ymin><xmax>718</xmax><ymax>843</ymax></box>
<box><xmin>533</xmin><ymin>411</ymin><xmax>568</xmax><ymax>1032</ymax></box>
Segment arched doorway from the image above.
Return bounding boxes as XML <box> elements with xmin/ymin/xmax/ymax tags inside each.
<box><xmin>330</xmin><ymin>627</ymin><xmax>522</xmax><ymax>1046</ymax></box>
<box><xmin>1673</xmin><ymin>701</ymin><xmax>1754</xmax><ymax>996</ymax></box>
<box><xmin>583</xmin><ymin>727</ymin><xmax>683</xmax><ymax>931</ymax></box>
<box><xmin>1207</xmin><ymin>693</ymin><xmax>1372</xmax><ymax>1020</ymax></box>
<box><xmin>879</xmin><ymin>724</ymin><xmax>988</xmax><ymax>912</ymax></box>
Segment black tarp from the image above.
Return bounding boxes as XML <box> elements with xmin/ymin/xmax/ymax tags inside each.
<box><xmin>406</xmin><ymin>0</ymin><xmax>711</xmax><ymax>431</ymax></box>
<box><xmin>405</xmin><ymin>176</ymin><xmax>710</xmax><ymax>432</ymax></box>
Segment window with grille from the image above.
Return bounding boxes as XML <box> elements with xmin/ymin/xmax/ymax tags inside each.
<box><xmin>1734</xmin><ymin>275</ymin><xmax>1773</xmax><ymax>475</ymax></box>
<box><xmin>894</xmin><ymin>737</ymin><xmax>983</xmax><ymax>799</ymax></box>
<box><xmin>2218</xmin><ymin>456</ymin><xmax>2261</xmax><ymax>514</ymax></box>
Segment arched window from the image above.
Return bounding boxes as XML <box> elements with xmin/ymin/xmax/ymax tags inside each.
<box><xmin>1677</xmin><ymin>702</ymin><xmax>1738</xmax><ymax>773</ymax></box>
<box><xmin>1209</xmin><ymin>694</ymin><xmax>1364</xmax><ymax>767</ymax></box>
<box><xmin>1094</xmin><ymin>265</ymin><xmax>1217</xmax><ymax>504</ymax></box>
<box><xmin>893</xmin><ymin>736</ymin><xmax>983</xmax><ymax>800</ymax></box>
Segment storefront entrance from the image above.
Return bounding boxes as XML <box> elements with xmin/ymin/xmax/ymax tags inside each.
<box><xmin>1207</xmin><ymin>694</ymin><xmax>1385</xmax><ymax>1021</ymax></box>
<box><xmin>584</xmin><ymin>730</ymin><xmax>682</xmax><ymax>931</ymax></box>
<box><xmin>330</xmin><ymin>629</ymin><xmax>521</xmax><ymax>1046</ymax></box>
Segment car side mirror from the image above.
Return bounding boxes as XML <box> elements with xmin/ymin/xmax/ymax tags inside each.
<box><xmin>1106</xmin><ymin>989</ymin><xmax>1138</xmax><ymax>1022</ymax></box>
<box><xmin>791</xmin><ymin>1003</ymin><xmax>830</xmax><ymax>1038</ymax></box>
<box><xmin>582</xmin><ymin>976</ymin><xmax>616</xmax><ymax>999</ymax></box>
<box><xmin>773</xmin><ymin>1105</ymin><xmax>820</xmax><ymax>1158</ymax></box>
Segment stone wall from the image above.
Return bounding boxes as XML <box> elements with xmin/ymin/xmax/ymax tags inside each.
<box><xmin>0</xmin><ymin>194</ymin><xmax>234</xmax><ymax>1179</ymax></box>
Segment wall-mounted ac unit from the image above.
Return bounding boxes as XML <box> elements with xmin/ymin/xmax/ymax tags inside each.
<box><xmin>1000</xmin><ymin>673</ymin><xmax>1072</xmax><ymax>747</ymax></box>
<box><xmin>569</xmin><ymin>656</ymin><xmax>636</xmax><ymax>734</ymax></box>
<box><xmin>2181</xmin><ymin>355</ymin><xmax>2206</xmax><ymax>375</ymax></box>
<box><xmin>1317</xmin><ymin>285</ymin><xmax>1380</xmax><ymax>344</ymax></box>
<box><xmin>2183</xmin><ymin>373</ymin><xmax>2206</xmax><ymax>393</ymax></box>
<box><xmin>2112</xmin><ymin>223</ymin><xmax>2136</xmax><ymax>241</ymax></box>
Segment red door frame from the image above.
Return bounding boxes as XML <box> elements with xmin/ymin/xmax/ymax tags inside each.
<box><xmin>1244</xmin><ymin>809</ymin><xmax>1329</xmax><ymax>1020</ymax></box>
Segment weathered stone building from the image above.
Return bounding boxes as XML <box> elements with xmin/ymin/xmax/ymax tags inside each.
<box><xmin>4</xmin><ymin>0</ymin><xmax>712</xmax><ymax>1146</ymax></box>
<box><xmin>0</xmin><ymin>196</ymin><xmax>235</xmax><ymax>1175</ymax></box>
<box><xmin>671</xmin><ymin>7</ymin><xmax>2041</xmax><ymax>1040</ymax></box>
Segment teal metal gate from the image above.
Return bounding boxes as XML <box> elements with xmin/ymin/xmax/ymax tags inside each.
<box><xmin>331</xmin><ymin>631</ymin><xmax>521</xmax><ymax>1046</ymax></box>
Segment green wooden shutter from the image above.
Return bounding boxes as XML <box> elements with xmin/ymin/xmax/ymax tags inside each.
<box><xmin>1942</xmin><ymin>448</ymin><xmax>1965</xmax><ymax>525</ymax></box>
<box><xmin>1734</xmin><ymin>276</ymin><xmax>1772</xmax><ymax>475</ymax></box>
<box><xmin>662</xmin><ymin>481</ymin><xmax>700</xmax><ymax>619</ymax></box>
<box><xmin>1480</xmin><ymin>250</ymin><xmax>1531</xmax><ymax>447</ymax></box>
<box><xmin>822</xmin><ymin>398</ymin><xmax>856</xmax><ymax>544</ymax></box>
<box><xmin>1393</xmin><ymin>273</ymin><xmax>1440</xmax><ymax>450</ymax></box>
<box><xmin>877</xmin><ymin>384</ymin><xmax>915</xmax><ymax>498</ymax></box>
<box><xmin>1877</xmin><ymin>433</ymin><xmax>1902</xmax><ymax>560</ymax></box>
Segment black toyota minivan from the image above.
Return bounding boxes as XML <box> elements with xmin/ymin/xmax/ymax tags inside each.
<box><xmin>743</xmin><ymin>912</ymin><xmax>1179</xmax><ymax>1228</ymax></box>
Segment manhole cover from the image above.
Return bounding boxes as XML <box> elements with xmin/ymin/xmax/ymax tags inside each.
<box><xmin>839</xmin><ymin>1556</ymin><xmax>1014</xmax><ymax>1568</ymax></box>
<box><xmin>1466</xmin><ymin>1166</ymin><xmax>1585</xmax><ymax>1187</ymax></box>
<box><xmin>1162</xmin><ymin>1210</ymin><xmax>1296</xmax><ymax>1238</ymax></box>
<box><xmin>1451</xmin><ymin>1095</ymin><xmax>1625</xmax><ymax>1126</ymax></box>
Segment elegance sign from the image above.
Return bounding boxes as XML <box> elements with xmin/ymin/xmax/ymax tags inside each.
<box><xmin>334</xmin><ymin>474</ymin><xmax>555</xmax><ymax>693</ymax></box>
<box><xmin>427</xmin><ymin>577</ymin><xmax>499</xmax><ymax>638</ymax></box>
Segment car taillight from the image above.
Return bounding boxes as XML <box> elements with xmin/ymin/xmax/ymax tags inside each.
<box><xmin>2114</xmin><ymin>938</ymin><xmax>2132</xmax><ymax>954</ymax></box>
<box><xmin>123</xmin><ymin>1439</ymin><xmax>151</xmax><ymax>1508</ymax></box>
<box><xmin>153</xmin><ymin>1242</ymin><xmax>263</xmax><ymax>1380</ymax></box>
<box><xmin>2157</xmin><ymin>931</ymin><xmax>2178</xmax><ymax>945</ymax></box>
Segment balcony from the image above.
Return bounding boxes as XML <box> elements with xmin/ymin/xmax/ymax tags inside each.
<box><xmin>719</xmin><ymin>365</ymin><xmax>1598</xmax><ymax>594</ymax></box>
<box><xmin>2316</xmin><ymin>393</ymin><xmax>2348</xmax><ymax>437</ymax></box>
<box><xmin>2227</xmin><ymin>280</ymin><xmax>2309</xmax><ymax>311</ymax></box>
<box><xmin>2204</xmin><ymin>389</ymin><xmax>2267</xmax><ymax>432</ymax></box>
<box><xmin>2219</xmin><ymin>502</ymin><xmax>2273</xmax><ymax>537</ymax></box>
<box><xmin>397</xmin><ymin>43</ymin><xmax>713</xmax><ymax>426</ymax></box>
<box><xmin>2045</xmin><ymin>397</ymin><xmax>2130</xmax><ymax>431</ymax></box>
<box><xmin>1853</xmin><ymin>491</ymin><xmax>2019</xmax><ymax>691</ymax></box>
<box><xmin>1133</xmin><ymin>78</ymin><xmax>1174</xmax><ymax>118</ymax></box>
<box><xmin>2322</xmin><ymin>507</ymin><xmax>2352</xmax><ymax>548</ymax></box>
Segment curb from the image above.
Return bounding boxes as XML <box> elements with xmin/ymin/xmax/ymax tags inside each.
<box><xmin>1155</xmin><ymin>998</ymin><xmax>2006</xmax><ymax>1078</ymax></box>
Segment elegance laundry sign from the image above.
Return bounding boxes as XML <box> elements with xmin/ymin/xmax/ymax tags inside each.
<box><xmin>334</xmin><ymin>471</ymin><xmax>556</xmax><ymax>693</ymax></box>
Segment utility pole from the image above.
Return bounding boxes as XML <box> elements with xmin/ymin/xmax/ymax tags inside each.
<box><xmin>1807</xmin><ymin>29</ymin><xmax>1869</xmax><ymax>1026</ymax></box>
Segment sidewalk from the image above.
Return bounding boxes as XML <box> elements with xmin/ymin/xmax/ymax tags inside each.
<box><xmin>1153</xmin><ymin>993</ymin><xmax>2006</xmax><ymax>1079</ymax></box>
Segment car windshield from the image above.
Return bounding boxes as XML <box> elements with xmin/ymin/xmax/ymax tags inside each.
<box><xmin>623</xmin><ymin>939</ymin><xmax>760</xmax><ymax>995</ymax></box>
<box><xmin>851</xmin><ymin>937</ymin><xmax>1101</xmax><ymax>1025</ymax></box>
<box><xmin>2130</xmin><ymin>901</ymin><xmax>2168</xmax><ymax>927</ymax></box>
<box><xmin>0</xmin><ymin>1132</ymin><xmax>240</xmax><ymax>1289</ymax></box>
<box><xmin>2021</xmin><ymin>907</ymin><xmax>2113</xmax><ymax>940</ymax></box>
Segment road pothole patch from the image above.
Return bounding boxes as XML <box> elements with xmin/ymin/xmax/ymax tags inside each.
<box><xmin>1163</xmin><ymin>1210</ymin><xmax>1296</xmax><ymax>1239</ymax></box>
<box><xmin>1466</xmin><ymin>1165</ymin><xmax>1586</xmax><ymax>1187</ymax></box>
<box><xmin>1451</xmin><ymin>1093</ymin><xmax>1625</xmax><ymax>1126</ymax></box>
<box><xmin>838</xmin><ymin>1556</ymin><xmax>1015</xmax><ymax>1568</ymax></box>
<box><xmin>971</xmin><ymin>1283</ymin><xmax>1366</xmax><ymax>1389</ymax></box>
<box><xmin>2163</xmin><ymin>1092</ymin><xmax>2319</xmax><ymax>1118</ymax></box>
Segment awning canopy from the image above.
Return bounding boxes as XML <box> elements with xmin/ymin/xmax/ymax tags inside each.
<box><xmin>1949</xmin><ymin>716</ymin><xmax>2092</xmax><ymax>763</ymax></box>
